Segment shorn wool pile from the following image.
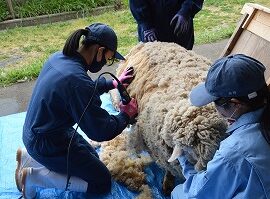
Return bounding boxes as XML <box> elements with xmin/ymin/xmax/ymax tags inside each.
<box><xmin>100</xmin><ymin>42</ymin><xmax>228</xmax><ymax>196</ymax></box>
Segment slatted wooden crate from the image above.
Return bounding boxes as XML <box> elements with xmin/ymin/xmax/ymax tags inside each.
<box><xmin>221</xmin><ymin>3</ymin><xmax>270</xmax><ymax>84</ymax></box>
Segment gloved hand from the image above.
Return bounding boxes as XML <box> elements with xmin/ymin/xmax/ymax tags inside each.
<box><xmin>113</xmin><ymin>67</ymin><xmax>135</xmax><ymax>88</ymax></box>
<box><xmin>170</xmin><ymin>14</ymin><xmax>190</xmax><ymax>37</ymax></box>
<box><xmin>119</xmin><ymin>98</ymin><xmax>138</xmax><ymax>119</ymax></box>
<box><xmin>143</xmin><ymin>29</ymin><xmax>157</xmax><ymax>42</ymax></box>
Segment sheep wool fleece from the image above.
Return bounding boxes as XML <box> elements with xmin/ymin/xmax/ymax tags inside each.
<box><xmin>116</xmin><ymin>42</ymin><xmax>228</xmax><ymax>178</ymax></box>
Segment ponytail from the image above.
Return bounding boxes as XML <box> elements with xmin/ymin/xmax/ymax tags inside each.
<box><xmin>63</xmin><ymin>29</ymin><xmax>89</xmax><ymax>57</ymax></box>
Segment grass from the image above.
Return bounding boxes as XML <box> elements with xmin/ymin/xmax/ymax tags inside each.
<box><xmin>0</xmin><ymin>0</ymin><xmax>270</xmax><ymax>87</ymax></box>
<box><xmin>0</xmin><ymin>0</ymin><xmax>116</xmax><ymax>21</ymax></box>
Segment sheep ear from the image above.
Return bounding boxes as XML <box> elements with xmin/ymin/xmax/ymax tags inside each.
<box><xmin>168</xmin><ymin>145</ymin><xmax>182</xmax><ymax>162</ymax></box>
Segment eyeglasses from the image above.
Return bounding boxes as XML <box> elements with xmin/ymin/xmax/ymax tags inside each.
<box><xmin>107</xmin><ymin>57</ymin><xmax>117</xmax><ymax>66</ymax></box>
<box><xmin>214</xmin><ymin>98</ymin><xmax>232</xmax><ymax>107</ymax></box>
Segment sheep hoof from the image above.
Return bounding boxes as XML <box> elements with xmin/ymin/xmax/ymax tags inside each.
<box><xmin>162</xmin><ymin>171</ymin><xmax>175</xmax><ymax>196</ymax></box>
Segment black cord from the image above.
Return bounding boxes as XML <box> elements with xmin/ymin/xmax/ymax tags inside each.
<box><xmin>65</xmin><ymin>72</ymin><xmax>120</xmax><ymax>191</ymax></box>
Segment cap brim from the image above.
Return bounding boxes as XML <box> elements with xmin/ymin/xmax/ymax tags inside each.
<box><xmin>115</xmin><ymin>51</ymin><xmax>125</xmax><ymax>60</ymax></box>
<box><xmin>189</xmin><ymin>82</ymin><xmax>219</xmax><ymax>107</ymax></box>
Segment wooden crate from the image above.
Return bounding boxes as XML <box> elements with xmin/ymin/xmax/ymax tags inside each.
<box><xmin>221</xmin><ymin>3</ymin><xmax>270</xmax><ymax>84</ymax></box>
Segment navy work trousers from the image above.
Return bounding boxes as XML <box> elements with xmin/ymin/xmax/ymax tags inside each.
<box><xmin>23</xmin><ymin>130</ymin><xmax>112</xmax><ymax>194</ymax></box>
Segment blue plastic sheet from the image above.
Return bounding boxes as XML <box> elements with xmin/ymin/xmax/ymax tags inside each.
<box><xmin>0</xmin><ymin>93</ymin><xmax>174</xmax><ymax>198</ymax></box>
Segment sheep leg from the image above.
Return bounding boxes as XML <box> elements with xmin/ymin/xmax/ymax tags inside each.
<box><xmin>162</xmin><ymin>170</ymin><xmax>175</xmax><ymax>196</ymax></box>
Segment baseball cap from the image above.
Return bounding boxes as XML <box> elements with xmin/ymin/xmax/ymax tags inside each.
<box><xmin>85</xmin><ymin>23</ymin><xmax>125</xmax><ymax>60</ymax></box>
<box><xmin>189</xmin><ymin>54</ymin><xmax>267</xmax><ymax>107</ymax></box>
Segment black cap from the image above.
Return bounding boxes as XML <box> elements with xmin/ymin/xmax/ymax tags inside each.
<box><xmin>85</xmin><ymin>23</ymin><xmax>125</xmax><ymax>60</ymax></box>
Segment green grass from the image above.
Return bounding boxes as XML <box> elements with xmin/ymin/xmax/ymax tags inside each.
<box><xmin>0</xmin><ymin>0</ymin><xmax>270</xmax><ymax>87</ymax></box>
<box><xmin>0</xmin><ymin>0</ymin><xmax>117</xmax><ymax>21</ymax></box>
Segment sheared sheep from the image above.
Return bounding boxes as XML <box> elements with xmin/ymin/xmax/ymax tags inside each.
<box><xmin>101</xmin><ymin>42</ymin><xmax>228</xmax><ymax>196</ymax></box>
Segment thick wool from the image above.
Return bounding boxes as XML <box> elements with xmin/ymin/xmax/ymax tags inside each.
<box><xmin>100</xmin><ymin>130</ymin><xmax>152</xmax><ymax>192</ymax></box>
<box><xmin>114</xmin><ymin>42</ymin><xmax>228</xmax><ymax>178</ymax></box>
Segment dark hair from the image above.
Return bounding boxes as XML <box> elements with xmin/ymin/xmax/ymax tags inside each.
<box><xmin>236</xmin><ymin>86</ymin><xmax>270</xmax><ymax>144</ymax></box>
<box><xmin>215</xmin><ymin>86</ymin><xmax>270</xmax><ymax>144</ymax></box>
<box><xmin>63</xmin><ymin>29</ymin><xmax>91</xmax><ymax>56</ymax></box>
<box><xmin>260</xmin><ymin>88</ymin><xmax>270</xmax><ymax>144</ymax></box>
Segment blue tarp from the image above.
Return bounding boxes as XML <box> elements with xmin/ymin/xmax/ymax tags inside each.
<box><xmin>0</xmin><ymin>93</ymin><xmax>179</xmax><ymax>199</ymax></box>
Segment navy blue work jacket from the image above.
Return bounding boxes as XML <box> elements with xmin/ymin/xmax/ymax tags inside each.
<box><xmin>23</xmin><ymin>51</ymin><xmax>129</xmax><ymax>145</ymax></box>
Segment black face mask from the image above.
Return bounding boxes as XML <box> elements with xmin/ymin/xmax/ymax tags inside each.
<box><xmin>89</xmin><ymin>51</ymin><xmax>106</xmax><ymax>73</ymax></box>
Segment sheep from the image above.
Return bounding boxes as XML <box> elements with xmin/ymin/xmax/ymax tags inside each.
<box><xmin>101</xmin><ymin>42</ymin><xmax>228</xmax><ymax>196</ymax></box>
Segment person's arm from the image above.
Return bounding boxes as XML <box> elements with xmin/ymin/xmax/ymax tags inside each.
<box><xmin>178</xmin><ymin>151</ymin><xmax>239</xmax><ymax>198</ymax></box>
<box><xmin>178</xmin><ymin>0</ymin><xmax>204</xmax><ymax>18</ymax></box>
<box><xmin>95</xmin><ymin>76</ymin><xmax>115</xmax><ymax>96</ymax></box>
<box><xmin>170</xmin><ymin>0</ymin><xmax>204</xmax><ymax>37</ymax></box>
<box><xmin>96</xmin><ymin>67</ymin><xmax>135</xmax><ymax>95</ymax></box>
<box><xmin>68</xmin><ymin>83</ymin><xmax>129</xmax><ymax>142</ymax></box>
<box><xmin>129</xmin><ymin>0</ymin><xmax>153</xmax><ymax>31</ymax></box>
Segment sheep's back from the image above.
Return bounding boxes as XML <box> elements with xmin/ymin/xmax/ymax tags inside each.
<box><xmin>117</xmin><ymin>42</ymin><xmax>227</xmax><ymax>177</ymax></box>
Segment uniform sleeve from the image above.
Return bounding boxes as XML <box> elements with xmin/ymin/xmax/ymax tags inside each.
<box><xmin>178</xmin><ymin>151</ymin><xmax>239</xmax><ymax>199</ymax></box>
<box><xmin>178</xmin><ymin>0</ymin><xmax>204</xmax><ymax>18</ymax></box>
<box><xmin>68</xmin><ymin>83</ymin><xmax>129</xmax><ymax>142</ymax></box>
<box><xmin>129</xmin><ymin>0</ymin><xmax>153</xmax><ymax>30</ymax></box>
<box><xmin>95</xmin><ymin>77</ymin><xmax>114</xmax><ymax>96</ymax></box>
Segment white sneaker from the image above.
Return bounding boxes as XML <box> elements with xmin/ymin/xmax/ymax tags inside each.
<box><xmin>15</xmin><ymin>148</ymin><xmax>43</xmax><ymax>191</ymax></box>
<box><xmin>21</xmin><ymin>168</ymin><xmax>37</xmax><ymax>199</ymax></box>
<box><xmin>21</xmin><ymin>167</ymin><xmax>88</xmax><ymax>199</ymax></box>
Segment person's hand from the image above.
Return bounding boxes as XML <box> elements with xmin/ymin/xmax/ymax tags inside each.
<box><xmin>113</xmin><ymin>67</ymin><xmax>135</xmax><ymax>88</ymax></box>
<box><xmin>143</xmin><ymin>29</ymin><xmax>157</xmax><ymax>42</ymax></box>
<box><xmin>119</xmin><ymin>98</ymin><xmax>138</xmax><ymax>119</ymax></box>
<box><xmin>170</xmin><ymin>14</ymin><xmax>190</xmax><ymax>37</ymax></box>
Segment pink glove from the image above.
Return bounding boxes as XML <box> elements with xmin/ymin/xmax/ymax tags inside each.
<box><xmin>119</xmin><ymin>98</ymin><xmax>138</xmax><ymax>119</ymax></box>
<box><xmin>113</xmin><ymin>67</ymin><xmax>135</xmax><ymax>88</ymax></box>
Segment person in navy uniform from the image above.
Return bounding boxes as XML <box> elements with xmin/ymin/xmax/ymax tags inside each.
<box><xmin>16</xmin><ymin>23</ymin><xmax>138</xmax><ymax>198</ymax></box>
<box><xmin>129</xmin><ymin>0</ymin><xmax>204</xmax><ymax>50</ymax></box>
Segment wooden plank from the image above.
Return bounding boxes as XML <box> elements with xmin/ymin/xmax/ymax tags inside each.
<box><xmin>254</xmin><ymin>10</ymin><xmax>270</xmax><ymax>27</ymax></box>
<box><xmin>242</xmin><ymin>8</ymin><xmax>257</xmax><ymax>29</ymax></box>
<box><xmin>223</xmin><ymin>3</ymin><xmax>270</xmax><ymax>85</ymax></box>
<box><xmin>231</xmin><ymin>31</ymin><xmax>256</xmax><ymax>60</ymax></box>
<box><xmin>230</xmin><ymin>31</ymin><xmax>270</xmax><ymax>84</ymax></box>
<box><xmin>241</xmin><ymin>3</ymin><xmax>255</xmax><ymax>15</ymax></box>
<box><xmin>220</xmin><ymin>13</ymin><xmax>249</xmax><ymax>57</ymax></box>
<box><xmin>246</xmin><ymin>18</ymin><xmax>270</xmax><ymax>42</ymax></box>
<box><xmin>242</xmin><ymin>3</ymin><xmax>270</xmax><ymax>15</ymax></box>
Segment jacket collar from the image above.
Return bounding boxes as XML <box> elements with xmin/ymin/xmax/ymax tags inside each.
<box><xmin>226</xmin><ymin>107</ymin><xmax>264</xmax><ymax>135</ymax></box>
<box><xmin>73</xmin><ymin>51</ymin><xmax>88</xmax><ymax>71</ymax></box>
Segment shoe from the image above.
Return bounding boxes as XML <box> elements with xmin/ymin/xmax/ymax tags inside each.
<box><xmin>20</xmin><ymin>167</ymin><xmax>88</xmax><ymax>199</ymax></box>
<box><xmin>15</xmin><ymin>148</ymin><xmax>43</xmax><ymax>192</ymax></box>
<box><xmin>15</xmin><ymin>148</ymin><xmax>24</xmax><ymax>191</ymax></box>
<box><xmin>21</xmin><ymin>168</ymin><xmax>36</xmax><ymax>199</ymax></box>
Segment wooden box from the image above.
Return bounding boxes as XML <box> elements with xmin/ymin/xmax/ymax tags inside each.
<box><xmin>221</xmin><ymin>3</ymin><xmax>270</xmax><ymax>84</ymax></box>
